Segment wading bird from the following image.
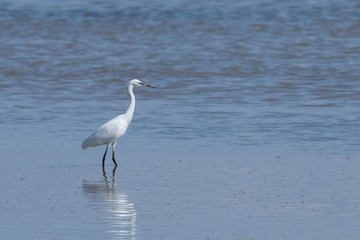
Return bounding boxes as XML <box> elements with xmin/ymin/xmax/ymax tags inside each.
<box><xmin>82</xmin><ymin>79</ymin><xmax>155</xmax><ymax>168</ymax></box>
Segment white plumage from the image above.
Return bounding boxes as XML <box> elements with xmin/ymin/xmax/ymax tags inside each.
<box><xmin>82</xmin><ymin>79</ymin><xmax>155</xmax><ymax>167</ymax></box>
<box><xmin>82</xmin><ymin>115</ymin><xmax>128</xmax><ymax>149</ymax></box>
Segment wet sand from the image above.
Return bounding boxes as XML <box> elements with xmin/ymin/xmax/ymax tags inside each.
<box><xmin>1</xmin><ymin>131</ymin><xmax>359</xmax><ymax>239</ymax></box>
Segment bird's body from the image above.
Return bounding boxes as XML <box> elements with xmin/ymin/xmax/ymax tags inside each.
<box><xmin>81</xmin><ymin>114</ymin><xmax>129</xmax><ymax>149</ymax></box>
<box><xmin>82</xmin><ymin>79</ymin><xmax>155</xmax><ymax>167</ymax></box>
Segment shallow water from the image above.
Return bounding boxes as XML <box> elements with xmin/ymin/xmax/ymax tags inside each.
<box><xmin>1</xmin><ymin>0</ymin><xmax>360</xmax><ymax>239</ymax></box>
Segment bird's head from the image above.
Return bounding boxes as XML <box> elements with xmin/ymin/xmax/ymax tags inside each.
<box><xmin>129</xmin><ymin>79</ymin><xmax>155</xmax><ymax>88</ymax></box>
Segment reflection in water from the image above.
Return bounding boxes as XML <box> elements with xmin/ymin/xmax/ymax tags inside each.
<box><xmin>82</xmin><ymin>167</ymin><xmax>136</xmax><ymax>239</ymax></box>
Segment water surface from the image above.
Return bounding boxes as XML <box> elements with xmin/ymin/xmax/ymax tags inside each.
<box><xmin>1</xmin><ymin>0</ymin><xmax>360</xmax><ymax>239</ymax></box>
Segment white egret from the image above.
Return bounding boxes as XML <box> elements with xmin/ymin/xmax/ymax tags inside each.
<box><xmin>82</xmin><ymin>79</ymin><xmax>155</xmax><ymax>167</ymax></box>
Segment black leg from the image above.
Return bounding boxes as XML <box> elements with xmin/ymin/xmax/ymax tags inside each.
<box><xmin>112</xmin><ymin>165</ymin><xmax>117</xmax><ymax>181</ymax></box>
<box><xmin>102</xmin><ymin>167</ymin><xmax>108</xmax><ymax>182</ymax></box>
<box><xmin>112</xmin><ymin>151</ymin><xmax>118</xmax><ymax>166</ymax></box>
<box><xmin>102</xmin><ymin>147</ymin><xmax>108</xmax><ymax>168</ymax></box>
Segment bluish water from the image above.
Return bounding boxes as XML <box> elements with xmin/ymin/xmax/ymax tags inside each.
<box><xmin>1</xmin><ymin>0</ymin><xmax>360</xmax><ymax>239</ymax></box>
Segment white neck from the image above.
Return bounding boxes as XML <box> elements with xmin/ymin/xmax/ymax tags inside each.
<box><xmin>124</xmin><ymin>84</ymin><xmax>135</xmax><ymax>123</ymax></box>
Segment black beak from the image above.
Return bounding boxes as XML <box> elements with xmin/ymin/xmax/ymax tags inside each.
<box><xmin>142</xmin><ymin>83</ymin><xmax>155</xmax><ymax>88</ymax></box>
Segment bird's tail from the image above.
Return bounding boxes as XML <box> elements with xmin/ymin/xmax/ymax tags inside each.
<box><xmin>82</xmin><ymin>139</ymin><xmax>90</xmax><ymax>149</ymax></box>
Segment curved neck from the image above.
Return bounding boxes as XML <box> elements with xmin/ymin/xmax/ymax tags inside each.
<box><xmin>125</xmin><ymin>84</ymin><xmax>135</xmax><ymax>122</ymax></box>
